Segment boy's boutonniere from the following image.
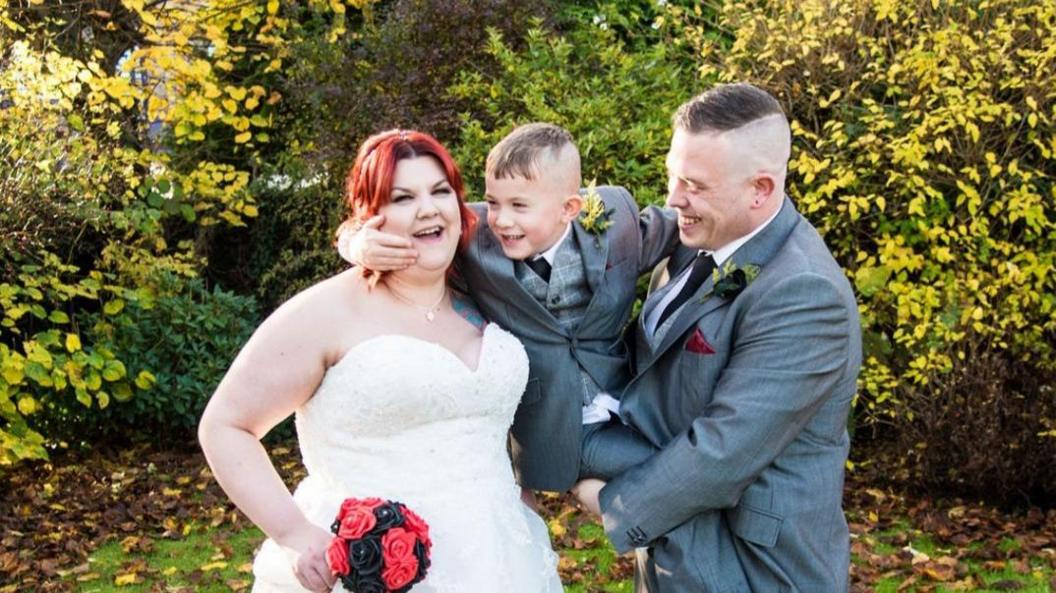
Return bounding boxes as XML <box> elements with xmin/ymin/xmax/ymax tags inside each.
<box><xmin>578</xmin><ymin>180</ymin><xmax>613</xmax><ymax>247</ymax></box>
<box><xmin>699</xmin><ymin>261</ymin><xmax>760</xmax><ymax>303</ymax></box>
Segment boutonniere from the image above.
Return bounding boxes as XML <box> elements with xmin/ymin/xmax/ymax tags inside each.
<box><xmin>699</xmin><ymin>261</ymin><xmax>760</xmax><ymax>303</ymax></box>
<box><xmin>578</xmin><ymin>180</ymin><xmax>613</xmax><ymax>246</ymax></box>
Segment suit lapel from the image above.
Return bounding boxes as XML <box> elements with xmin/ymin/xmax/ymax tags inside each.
<box><xmin>637</xmin><ymin>197</ymin><xmax>802</xmax><ymax>374</ymax></box>
<box><xmin>571</xmin><ymin>219</ymin><xmax>608</xmax><ymax>295</ymax></box>
<box><xmin>634</xmin><ymin>247</ymin><xmax>696</xmax><ymax>368</ymax></box>
<box><xmin>476</xmin><ymin>228</ymin><xmax>561</xmax><ymax>331</ymax></box>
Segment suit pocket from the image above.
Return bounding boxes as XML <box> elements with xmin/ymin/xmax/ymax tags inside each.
<box><xmin>520</xmin><ymin>377</ymin><xmax>542</xmax><ymax>405</ymax></box>
<box><xmin>728</xmin><ymin>504</ymin><xmax>783</xmax><ymax>548</ymax></box>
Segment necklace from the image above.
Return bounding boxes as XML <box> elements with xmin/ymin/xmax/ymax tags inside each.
<box><xmin>386</xmin><ymin>284</ymin><xmax>447</xmax><ymax>322</ymax></box>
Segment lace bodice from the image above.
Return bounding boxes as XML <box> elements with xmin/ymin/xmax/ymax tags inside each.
<box><xmin>294</xmin><ymin>323</ymin><xmax>528</xmax><ymax>496</ymax></box>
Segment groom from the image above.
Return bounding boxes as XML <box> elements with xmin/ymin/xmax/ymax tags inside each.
<box><xmin>576</xmin><ymin>83</ymin><xmax>862</xmax><ymax>592</ymax></box>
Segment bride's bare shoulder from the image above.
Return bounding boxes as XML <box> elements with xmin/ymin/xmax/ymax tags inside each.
<box><xmin>257</xmin><ymin>270</ymin><xmax>376</xmax><ymax>341</ymax></box>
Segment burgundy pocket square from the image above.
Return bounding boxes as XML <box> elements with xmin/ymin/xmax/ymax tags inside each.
<box><xmin>685</xmin><ymin>329</ymin><xmax>716</xmax><ymax>354</ymax></box>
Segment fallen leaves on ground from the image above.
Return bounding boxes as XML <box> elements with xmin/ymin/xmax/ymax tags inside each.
<box><xmin>1</xmin><ymin>440</ymin><xmax>1053</xmax><ymax>592</ymax></box>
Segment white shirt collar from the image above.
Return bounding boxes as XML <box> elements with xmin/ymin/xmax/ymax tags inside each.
<box><xmin>708</xmin><ymin>199</ymin><xmax>783</xmax><ymax>265</ymax></box>
<box><xmin>533</xmin><ymin>223</ymin><xmax>573</xmax><ymax>265</ymax></box>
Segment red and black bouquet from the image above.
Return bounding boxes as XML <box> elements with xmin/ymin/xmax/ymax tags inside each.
<box><xmin>326</xmin><ymin>497</ymin><xmax>432</xmax><ymax>593</ymax></box>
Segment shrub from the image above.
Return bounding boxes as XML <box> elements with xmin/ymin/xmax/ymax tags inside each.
<box><xmin>0</xmin><ymin>0</ymin><xmax>301</xmax><ymax>464</ymax></box>
<box><xmin>900</xmin><ymin>335</ymin><xmax>1056</xmax><ymax>504</ymax></box>
<box><xmin>34</xmin><ymin>276</ymin><xmax>259</xmax><ymax>445</ymax></box>
<box><xmin>449</xmin><ymin>5</ymin><xmax>699</xmax><ymax>205</ymax></box>
<box><xmin>246</xmin><ymin>171</ymin><xmax>347</xmax><ymax>310</ymax></box>
<box><xmin>206</xmin><ymin>0</ymin><xmax>556</xmax><ymax>309</ymax></box>
<box><xmin>688</xmin><ymin>0</ymin><xmax>1056</xmax><ymax>501</ymax></box>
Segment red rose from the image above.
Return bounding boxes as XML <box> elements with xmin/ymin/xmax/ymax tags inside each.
<box><xmin>337</xmin><ymin>507</ymin><xmax>378</xmax><ymax>540</ymax></box>
<box><xmin>401</xmin><ymin>507</ymin><xmax>431</xmax><ymax>551</ymax></box>
<box><xmin>336</xmin><ymin>497</ymin><xmax>385</xmax><ymax>524</ymax></box>
<box><xmin>326</xmin><ymin>537</ymin><xmax>350</xmax><ymax>576</ymax></box>
<box><xmin>381</xmin><ymin>556</ymin><xmax>419</xmax><ymax>590</ymax></box>
<box><xmin>381</xmin><ymin>527</ymin><xmax>418</xmax><ymax>565</ymax></box>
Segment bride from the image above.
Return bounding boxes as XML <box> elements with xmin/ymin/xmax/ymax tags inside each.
<box><xmin>198</xmin><ymin>130</ymin><xmax>563</xmax><ymax>592</ymax></box>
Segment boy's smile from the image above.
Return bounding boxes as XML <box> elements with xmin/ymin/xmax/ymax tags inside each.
<box><xmin>484</xmin><ymin>173</ymin><xmax>581</xmax><ymax>261</ymax></box>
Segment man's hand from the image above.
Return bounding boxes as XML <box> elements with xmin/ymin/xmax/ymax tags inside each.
<box><xmin>571</xmin><ymin>478</ymin><xmax>606</xmax><ymax>516</ymax></box>
<box><xmin>337</xmin><ymin>215</ymin><xmax>418</xmax><ymax>271</ymax></box>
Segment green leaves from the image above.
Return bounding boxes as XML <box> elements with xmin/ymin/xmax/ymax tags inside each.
<box><xmin>451</xmin><ymin>18</ymin><xmax>696</xmax><ymax>207</ymax></box>
<box><xmin>102</xmin><ymin>360</ymin><xmax>127</xmax><ymax>382</ymax></box>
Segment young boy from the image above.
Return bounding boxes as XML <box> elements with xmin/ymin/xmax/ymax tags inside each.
<box><xmin>339</xmin><ymin>123</ymin><xmax>676</xmax><ymax>493</ymax></box>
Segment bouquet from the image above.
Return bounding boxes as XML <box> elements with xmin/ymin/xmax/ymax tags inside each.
<box><xmin>326</xmin><ymin>497</ymin><xmax>432</xmax><ymax>593</ymax></box>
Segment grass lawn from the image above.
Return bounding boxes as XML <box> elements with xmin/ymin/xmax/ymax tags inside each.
<box><xmin>2</xmin><ymin>443</ymin><xmax>1053</xmax><ymax>592</ymax></box>
<box><xmin>63</xmin><ymin>512</ymin><xmax>1055</xmax><ymax>592</ymax></box>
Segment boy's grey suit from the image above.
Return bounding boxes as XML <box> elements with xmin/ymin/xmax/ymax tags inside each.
<box><xmin>599</xmin><ymin>197</ymin><xmax>862</xmax><ymax>592</ymax></box>
<box><xmin>459</xmin><ymin>185</ymin><xmax>679</xmax><ymax>492</ymax></box>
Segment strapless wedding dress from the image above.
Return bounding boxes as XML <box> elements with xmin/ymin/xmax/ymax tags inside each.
<box><xmin>252</xmin><ymin>324</ymin><xmax>563</xmax><ymax>592</ymax></box>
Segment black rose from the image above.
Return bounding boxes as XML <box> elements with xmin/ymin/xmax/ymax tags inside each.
<box><xmin>339</xmin><ymin>573</ymin><xmax>359</xmax><ymax>591</ymax></box>
<box><xmin>372</xmin><ymin>501</ymin><xmax>405</xmax><ymax>531</ymax></box>
<box><xmin>349</xmin><ymin>535</ymin><xmax>383</xmax><ymax>575</ymax></box>
<box><xmin>414</xmin><ymin>539</ymin><xmax>430</xmax><ymax>579</ymax></box>
<box><xmin>352</xmin><ymin>573</ymin><xmax>386</xmax><ymax>593</ymax></box>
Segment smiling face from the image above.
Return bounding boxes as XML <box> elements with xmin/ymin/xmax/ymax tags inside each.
<box><xmin>378</xmin><ymin>156</ymin><xmax>462</xmax><ymax>272</ymax></box>
<box><xmin>483</xmin><ymin>171</ymin><xmax>580</xmax><ymax>261</ymax></box>
<box><xmin>664</xmin><ymin>127</ymin><xmax>759</xmax><ymax>252</ymax></box>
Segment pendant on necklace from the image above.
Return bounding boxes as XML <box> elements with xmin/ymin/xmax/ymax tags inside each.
<box><xmin>426</xmin><ymin>310</ymin><xmax>436</xmax><ymax>322</ymax></box>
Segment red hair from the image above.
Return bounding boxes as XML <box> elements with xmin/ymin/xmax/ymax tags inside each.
<box><xmin>341</xmin><ymin>129</ymin><xmax>477</xmax><ymax>256</ymax></box>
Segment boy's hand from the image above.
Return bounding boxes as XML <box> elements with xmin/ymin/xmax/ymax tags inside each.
<box><xmin>572</xmin><ymin>478</ymin><xmax>605</xmax><ymax>516</ymax></box>
<box><xmin>337</xmin><ymin>215</ymin><xmax>418</xmax><ymax>271</ymax></box>
<box><xmin>520</xmin><ymin>487</ymin><xmax>540</xmax><ymax>512</ymax></box>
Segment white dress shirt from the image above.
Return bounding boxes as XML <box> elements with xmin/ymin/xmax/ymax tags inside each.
<box><xmin>644</xmin><ymin>202</ymin><xmax>783</xmax><ymax>338</ymax></box>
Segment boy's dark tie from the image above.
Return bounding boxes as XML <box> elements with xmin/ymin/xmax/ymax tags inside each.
<box><xmin>526</xmin><ymin>257</ymin><xmax>552</xmax><ymax>283</ymax></box>
<box><xmin>656</xmin><ymin>253</ymin><xmax>716</xmax><ymax>326</ymax></box>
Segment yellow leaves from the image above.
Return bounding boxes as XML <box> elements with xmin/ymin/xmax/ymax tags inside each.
<box><xmin>114</xmin><ymin>573</ymin><xmax>140</xmax><ymax>586</ymax></box>
<box><xmin>267</xmin><ymin>0</ymin><xmax>279</xmax><ymax>14</ymax></box>
<box><xmin>819</xmin><ymin>88</ymin><xmax>842</xmax><ymax>108</ymax></box>
<box><xmin>65</xmin><ymin>333</ymin><xmax>81</xmax><ymax>353</ymax></box>
<box><xmin>201</xmin><ymin>561</ymin><xmax>229</xmax><ymax>571</ymax></box>
<box><xmin>17</xmin><ymin>397</ymin><xmax>38</xmax><ymax>415</ymax></box>
<box><xmin>234</xmin><ymin>131</ymin><xmax>253</xmax><ymax>144</ymax></box>
<box><xmin>134</xmin><ymin>370</ymin><xmax>156</xmax><ymax>390</ymax></box>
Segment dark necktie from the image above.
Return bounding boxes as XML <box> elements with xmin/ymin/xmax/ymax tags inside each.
<box><xmin>526</xmin><ymin>257</ymin><xmax>552</xmax><ymax>283</ymax></box>
<box><xmin>656</xmin><ymin>253</ymin><xmax>716</xmax><ymax>327</ymax></box>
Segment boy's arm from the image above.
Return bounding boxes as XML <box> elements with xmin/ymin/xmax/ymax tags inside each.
<box><xmin>336</xmin><ymin>215</ymin><xmax>418</xmax><ymax>271</ymax></box>
<box><xmin>637</xmin><ymin>205</ymin><xmax>681</xmax><ymax>276</ymax></box>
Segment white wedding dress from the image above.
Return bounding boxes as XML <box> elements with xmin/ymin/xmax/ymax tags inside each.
<box><xmin>252</xmin><ymin>324</ymin><xmax>563</xmax><ymax>592</ymax></box>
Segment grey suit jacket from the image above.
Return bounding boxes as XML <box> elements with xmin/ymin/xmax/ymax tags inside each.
<box><xmin>459</xmin><ymin>186</ymin><xmax>679</xmax><ymax>492</ymax></box>
<box><xmin>599</xmin><ymin>197</ymin><xmax>862</xmax><ymax>592</ymax></box>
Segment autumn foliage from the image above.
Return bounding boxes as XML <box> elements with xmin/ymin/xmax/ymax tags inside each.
<box><xmin>2</xmin><ymin>0</ymin><xmax>1054</xmax><ymax>504</ymax></box>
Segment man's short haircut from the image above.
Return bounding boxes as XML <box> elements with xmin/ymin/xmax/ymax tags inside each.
<box><xmin>673</xmin><ymin>83</ymin><xmax>786</xmax><ymax>133</ymax></box>
<box><xmin>486</xmin><ymin>122</ymin><xmax>576</xmax><ymax>181</ymax></box>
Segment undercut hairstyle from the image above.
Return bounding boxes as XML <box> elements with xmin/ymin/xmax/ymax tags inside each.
<box><xmin>674</xmin><ymin>83</ymin><xmax>786</xmax><ymax>133</ymax></box>
<box><xmin>485</xmin><ymin>123</ymin><xmax>576</xmax><ymax>181</ymax></box>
